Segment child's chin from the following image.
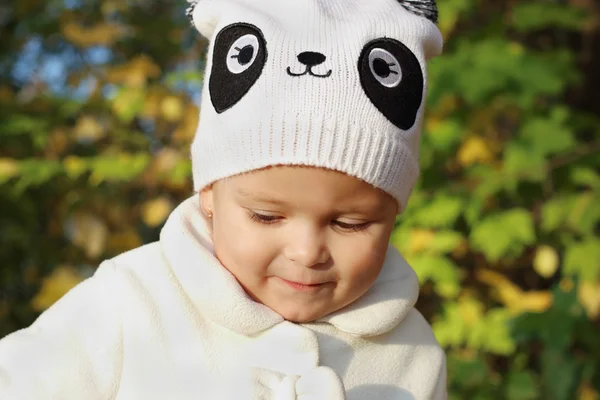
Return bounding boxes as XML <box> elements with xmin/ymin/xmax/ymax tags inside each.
<box><xmin>275</xmin><ymin>306</ymin><xmax>325</xmax><ymax>323</ymax></box>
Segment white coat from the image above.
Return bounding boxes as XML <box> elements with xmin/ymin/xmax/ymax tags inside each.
<box><xmin>0</xmin><ymin>196</ymin><xmax>446</xmax><ymax>399</ymax></box>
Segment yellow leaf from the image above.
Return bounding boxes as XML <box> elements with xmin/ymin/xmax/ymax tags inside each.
<box><xmin>65</xmin><ymin>212</ymin><xmax>108</xmax><ymax>259</ymax></box>
<box><xmin>517</xmin><ymin>292</ymin><xmax>553</xmax><ymax>314</ymax></box>
<box><xmin>425</xmin><ymin>117</ymin><xmax>442</xmax><ymax>134</ymax></box>
<box><xmin>153</xmin><ymin>147</ymin><xmax>182</xmax><ymax>175</ymax></box>
<box><xmin>74</xmin><ymin>116</ymin><xmax>105</xmax><ymax>143</ymax></box>
<box><xmin>101</xmin><ymin>0</ymin><xmax>126</xmax><ymax>15</ymax></box>
<box><xmin>438</xmin><ymin>11</ymin><xmax>459</xmax><ymax>38</ymax></box>
<box><xmin>142</xmin><ymin>197</ymin><xmax>174</xmax><ymax>227</ymax></box>
<box><xmin>111</xmin><ymin>87</ymin><xmax>145</xmax><ymax>121</ymax></box>
<box><xmin>578</xmin><ymin>381</ymin><xmax>599</xmax><ymax>400</ymax></box>
<box><xmin>107</xmin><ymin>229</ymin><xmax>143</xmax><ymax>254</ymax></box>
<box><xmin>458</xmin><ymin>295</ymin><xmax>484</xmax><ymax>325</ymax></box>
<box><xmin>0</xmin><ymin>158</ymin><xmax>19</xmax><ymax>182</ymax></box>
<box><xmin>578</xmin><ymin>281</ymin><xmax>600</xmax><ymax>319</ymax></box>
<box><xmin>47</xmin><ymin>128</ymin><xmax>69</xmax><ymax>156</ymax></box>
<box><xmin>408</xmin><ymin>229</ymin><xmax>436</xmax><ymax>254</ymax></box>
<box><xmin>173</xmin><ymin>104</ymin><xmax>200</xmax><ymax>144</ymax></box>
<box><xmin>560</xmin><ymin>277</ymin><xmax>575</xmax><ymax>293</ymax></box>
<box><xmin>107</xmin><ymin>55</ymin><xmax>161</xmax><ymax>87</ymax></box>
<box><xmin>533</xmin><ymin>245</ymin><xmax>559</xmax><ymax>278</ymax></box>
<box><xmin>62</xmin><ymin>21</ymin><xmax>124</xmax><ymax>47</ymax></box>
<box><xmin>427</xmin><ymin>95</ymin><xmax>459</xmax><ymax>120</ymax></box>
<box><xmin>31</xmin><ymin>266</ymin><xmax>83</xmax><ymax>311</ymax></box>
<box><xmin>161</xmin><ymin>96</ymin><xmax>184</xmax><ymax>122</ymax></box>
<box><xmin>457</xmin><ymin>136</ymin><xmax>494</xmax><ymax>167</ymax></box>
<box><xmin>477</xmin><ymin>269</ymin><xmax>521</xmax><ymax>305</ymax></box>
<box><xmin>476</xmin><ymin>270</ymin><xmax>552</xmax><ymax>315</ymax></box>
<box><xmin>142</xmin><ymin>91</ymin><xmax>163</xmax><ymax>118</ymax></box>
<box><xmin>63</xmin><ymin>156</ymin><xmax>88</xmax><ymax>179</ymax></box>
<box><xmin>508</xmin><ymin>42</ymin><xmax>525</xmax><ymax>56</ymax></box>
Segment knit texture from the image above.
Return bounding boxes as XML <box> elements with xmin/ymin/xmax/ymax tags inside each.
<box><xmin>0</xmin><ymin>196</ymin><xmax>447</xmax><ymax>399</ymax></box>
<box><xmin>188</xmin><ymin>0</ymin><xmax>443</xmax><ymax>210</ymax></box>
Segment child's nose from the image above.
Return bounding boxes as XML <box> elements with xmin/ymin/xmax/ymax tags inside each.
<box><xmin>284</xmin><ymin>230</ymin><xmax>330</xmax><ymax>267</ymax></box>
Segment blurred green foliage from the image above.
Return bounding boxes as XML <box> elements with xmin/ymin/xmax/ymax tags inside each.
<box><xmin>1</xmin><ymin>0</ymin><xmax>599</xmax><ymax>399</ymax></box>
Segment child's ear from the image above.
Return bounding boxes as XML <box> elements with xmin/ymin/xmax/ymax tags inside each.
<box><xmin>199</xmin><ymin>186</ymin><xmax>214</xmax><ymax>218</ymax></box>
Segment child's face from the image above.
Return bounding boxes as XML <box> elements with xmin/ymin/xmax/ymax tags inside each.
<box><xmin>200</xmin><ymin>166</ymin><xmax>398</xmax><ymax>323</ymax></box>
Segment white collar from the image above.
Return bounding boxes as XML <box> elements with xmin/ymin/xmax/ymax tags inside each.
<box><xmin>160</xmin><ymin>196</ymin><xmax>419</xmax><ymax>337</ymax></box>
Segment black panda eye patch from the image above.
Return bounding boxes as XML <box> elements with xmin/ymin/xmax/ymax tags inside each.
<box><xmin>209</xmin><ymin>23</ymin><xmax>268</xmax><ymax>113</ymax></box>
<box><xmin>358</xmin><ymin>38</ymin><xmax>424</xmax><ymax>130</ymax></box>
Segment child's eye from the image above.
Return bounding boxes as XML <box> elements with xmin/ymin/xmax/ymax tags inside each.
<box><xmin>248</xmin><ymin>211</ymin><xmax>280</xmax><ymax>224</ymax></box>
<box><xmin>333</xmin><ymin>220</ymin><xmax>371</xmax><ymax>233</ymax></box>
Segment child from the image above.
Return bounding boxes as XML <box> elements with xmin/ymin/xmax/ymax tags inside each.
<box><xmin>0</xmin><ymin>0</ymin><xmax>445</xmax><ymax>398</ymax></box>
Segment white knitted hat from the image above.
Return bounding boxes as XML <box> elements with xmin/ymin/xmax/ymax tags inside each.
<box><xmin>187</xmin><ymin>0</ymin><xmax>443</xmax><ymax>211</ymax></box>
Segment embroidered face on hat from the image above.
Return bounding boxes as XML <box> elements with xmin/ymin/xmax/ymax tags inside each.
<box><xmin>187</xmin><ymin>0</ymin><xmax>443</xmax><ymax>212</ymax></box>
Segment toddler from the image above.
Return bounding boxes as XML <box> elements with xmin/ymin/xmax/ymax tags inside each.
<box><xmin>0</xmin><ymin>0</ymin><xmax>446</xmax><ymax>398</ymax></box>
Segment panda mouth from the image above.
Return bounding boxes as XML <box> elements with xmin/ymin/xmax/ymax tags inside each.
<box><xmin>286</xmin><ymin>66</ymin><xmax>332</xmax><ymax>78</ymax></box>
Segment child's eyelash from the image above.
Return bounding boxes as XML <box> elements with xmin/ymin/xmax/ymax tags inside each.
<box><xmin>334</xmin><ymin>221</ymin><xmax>371</xmax><ymax>232</ymax></box>
<box><xmin>248</xmin><ymin>211</ymin><xmax>370</xmax><ymax>232</ymax></box>
<box><xmin>248</xmin><ymin>211</ymin><xmax>280</xmax><ymax>224</ymax></box>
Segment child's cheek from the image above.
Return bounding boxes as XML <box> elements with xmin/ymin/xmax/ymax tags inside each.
<box><xmin>333</xmin><ymin>234</ymin><xmax>388</xmax><ymax>280</ymax></box>
<box><xmin>220</xmin><ymin>215</ymin><xmax>277</xmax><ymax>267</ymax></box>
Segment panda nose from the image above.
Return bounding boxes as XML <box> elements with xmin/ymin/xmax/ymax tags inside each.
<box><xmin>297</xmin><ymin>51</ymin><xmax>327</xmax><ymax>67</ymax></box>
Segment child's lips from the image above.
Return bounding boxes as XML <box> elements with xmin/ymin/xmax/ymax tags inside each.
<box><xmin>276</xmin><ymin>277</ymin><xmax>328</xmax><ymax>291</ymax></box>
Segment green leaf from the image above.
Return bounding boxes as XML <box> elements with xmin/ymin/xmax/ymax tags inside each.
<box><xmin>410</xmin><ymin>195</ymin><xmax>465</xmax><ymax>228</ymax></box>
<box><xmin>111</xmin><ymin>87</ymin><xmax>145</xmax><ymax>123</ymax></box>
<box><xmin>428</xmin><ymin>40</ymin><xmax>575</xmax><ymax>107</ymax></box>
<box><xmin>512</xmin><ymin>3</ymin><xmax>587</xmax><ymax>32</ymax></box>
<box><xmin>1</xmin><ymin>115</ymin><xmax>50</xmax><ymax>149</ymax></box>
<box><xmin>165</xmin><ymin>69</ymin><xmax>204</xmax><ymax>86</ymax></box>
<box><xmin>167</xmin><ymin>159</ymin><xmax>192</xmax><ymax>185</ymax></box>
<box><xmin>447</xmin><ymin>352</ymin><xmax>491</xmax><ymax>390</ymax></box>
<box><xmin>13</xmin><ymin>159</ymin><xmax>63</xmax><ymax>192</ymax></box>
<box><xmin>541</xmin><ymin>348</ymin><xmax>582</xmax><ymax>400</ymax></box>
<box><xmin>541</xmin><ymin>196</ymin><xmax>573</xmax><ymax>233</ymax></box>
<box><xmin>89</xmin><ymin>153</ymin><xmax>150</xmax><ymax>184</ymax></box>
<box><xmin>432</xmin><ymin>302</ymin><xmax>467</xmax><ymax>347</ymax></box>
<box><xmin>427</xmin><ymin>231</ymin><xmax>464</xmax><ymax>255</ymax></box>
<box><xmin>571</xmin><ymin>167</ymin><xmax>600</xmax><ymax>190</ymax></box>
<box><xmin>468</xmin><ymin>309</ymin><xmax>516</xmax><ymax>355</ymax></box>
<box><xmin>511</xmin><ymin>283</ymin><xmax>583</xmax><ymax>350</ymax></box>
<box><xmin>505</xmin><ymin>371</ymin><xmax>539</xmax><ymax>400</ymax></box>
<box><xmin>520</xmin><ymin>107</ymin><xmax>576</xmax><ymax>156</ymax></box>
<box><xmin>567</xmin><ymin>192</ymin><xmax>600</xmax><ymax>235</ymax></box>
<box><xmin>564</xmin><ymin>238</ymin><xmax>600</xmax><ymax>281</ymax></box>
<box><xmin>470</xmin><ymin>209</ymin><xmax>536</xmax><ymax>262</ymax></box>
<box><xmin>425</xmin><ymin>119</ymin><xmax>463</xmax><ymax>153</ymax></box>
<box><xmin>503</xmin><ymin>142</ymin><xmax>546</xmax><ymax>182</ymax></box>
<box><xmin>408</xmin><ymin>255</ymin><xmax>462</xmax><ymax>298</ymax></box>
<box><xmin>2</xmin><ymin>114</ymin><xmax>49</xmax><ymax>136</ymax></box>
<box><xmin>464</xmin><ymin>195</ymin><xmax>485</xmax><ymax>227</ymax></box>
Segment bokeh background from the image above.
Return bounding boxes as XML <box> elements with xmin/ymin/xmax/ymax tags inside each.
<box><xmin>1</xmin><ymin>0</ymin><xmax>599</xmax><ymax>398</ymax></box>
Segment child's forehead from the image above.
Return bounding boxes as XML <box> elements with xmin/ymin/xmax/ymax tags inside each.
<box><xmin>219</xmin><ymin>166</ymin><xmax>394</xmax><ymax>206</ymax></box>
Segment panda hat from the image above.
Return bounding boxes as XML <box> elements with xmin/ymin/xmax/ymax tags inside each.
<box><xmin>187</xmin><ymin>0</ymin><xmax>443</xmax><ymax>212</ymax></box>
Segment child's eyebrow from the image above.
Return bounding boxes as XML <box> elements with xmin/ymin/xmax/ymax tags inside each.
<box><xmin>236</xmin><ymin>188</ymin><xmax>386</xmax><ymax>215</ymax></box>
<box><xmin>236</xmin><ymin>188</ymin><xmax>289</xmax><ymax>206</ymax></box>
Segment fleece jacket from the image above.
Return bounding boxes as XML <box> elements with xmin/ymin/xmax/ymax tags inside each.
<box><xmin>0</xmin><ymin>196</ymin><xmax>446</xmax><ymax>399</ymax></box>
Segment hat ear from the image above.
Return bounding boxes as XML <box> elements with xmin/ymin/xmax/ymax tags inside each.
<box><xmin>186</xmin><ymin>0</ymin><xmax>222</xmax><ymax>39</ymax></box>
<box><xmin>397</xmin><ymin>0</ymin><xmax>438</xmax><ymax>24</ymax></box>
